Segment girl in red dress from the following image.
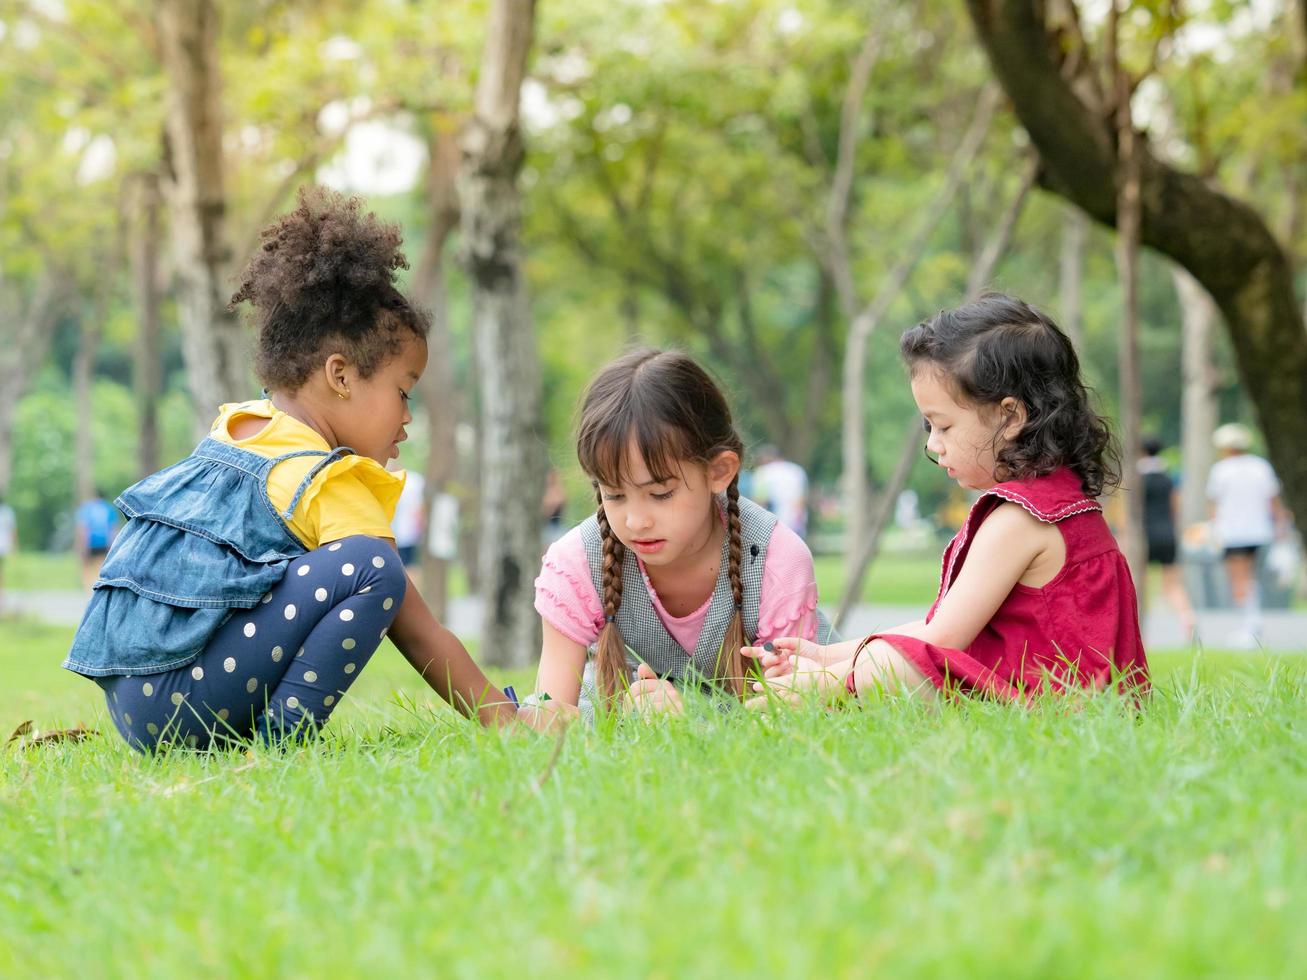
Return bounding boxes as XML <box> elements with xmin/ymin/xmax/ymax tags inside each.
<box><xmin>747</xmin><ymin>293</ymin><xmax>1149</xmax><ymax>704</ymax></box>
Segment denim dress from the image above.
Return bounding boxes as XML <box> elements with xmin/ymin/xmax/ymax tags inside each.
<box><xmin>64</xmin><ymin>438</ymin><xmax>351</xmax><ymax>678</ymax></box>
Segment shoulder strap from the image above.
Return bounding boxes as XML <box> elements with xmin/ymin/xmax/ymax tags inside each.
<box><xmin>281</xmin><ymin>446</ymin><xmax>357</xmax><ymax>520</ymax></box>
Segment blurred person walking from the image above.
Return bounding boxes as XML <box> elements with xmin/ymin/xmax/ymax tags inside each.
<box><xmin>1207</xmin><ymin>423</ymin><xmax>1287</xmax><ymax>648</ymax></box>
<box><xmin>1139</xmin><ymin>436</ymin><xmax>1195</xmax><ymax>639</ymax></box>
<box><xmin>0</xmin><ymin>495</ymin><xmax>15</xmax><ymax>615</ymax></box>
<box><xmin>390</xmin><ymin>465</ymin><xmax>427</xmax><ymax>589</ymax></box>
<box><xmin>753</xmin><ymin>444</ymin><xmax>809</xmax><ymax>540</ymax></box>
<box><xmin>74</xmin><ymin>490</ymin><xmax>119</xmax><ymax>592</ymax></box>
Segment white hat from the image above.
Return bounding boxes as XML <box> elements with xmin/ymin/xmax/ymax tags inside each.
<box><xmin>1212</xmin><ymin>422</ymin><xmax>1253</xmax><ymax>451</ymax></box>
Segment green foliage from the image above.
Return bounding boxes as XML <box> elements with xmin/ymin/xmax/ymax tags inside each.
<box><xmin>9</xmin><ymin>371</ymin><xmax>192</xmax><ymax>549</ymax></box>
<box><xmin>524</xmin><ymin>0</ymin><xmax>1099</xmax><ymax>504</ymax></box>
<box><xmin>0</xmin><ymin>0</ymin><xmax>1300</xmax><ymax>549</ymax></box>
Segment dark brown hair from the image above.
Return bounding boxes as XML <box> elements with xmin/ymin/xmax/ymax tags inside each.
<box><xmin>576</xmin><ymin>349</ymin><xmax>751</xmax><ymax>704</ymax></box>
<box><xmin>230</xmin><ymin>186</ymin><xmax>429</xmax><ymax>392</ymax></box>
<box><xmin>900</xmin><ymin>292</ymin><xmax>1120</xmax><ymax>496</ymax></box>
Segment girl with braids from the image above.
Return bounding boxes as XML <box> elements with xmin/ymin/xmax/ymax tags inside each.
<box><xmin>523</xmin><ymin>348</ymin><xmax>835</xmax><ymax>727</ymax></box>
<box><xmin>748</xmin><ymin>294</ymin><xmax>1150</xmax><ymax>705</ymax></box>
<box><xmin>65</xmin><ymin>187</ymin><xmax>516</xmax><ymax>750</ymax></box>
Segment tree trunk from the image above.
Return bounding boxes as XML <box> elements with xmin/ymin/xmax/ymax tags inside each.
<box><xmin>157</xmin><ymin>0</ymin><xmax>248</xmax><ymax>428</ymax></box>
<box><xmin>620</xmin><ymin>274</ymin><xmax>641</xmax><ymax>343</ymax></box>
<box><xmin>412</xmin><ymin>123</ymin><xmax>462</xmax><ymax>623</ymax></box>
<box><xmin>73</xmin><ymin>312</ymin><xmax>102</xmax><ymax>506</ymax></box>
<box><xmin>838</xmin><ymin>85</ymin><xmax>998</xmax><ymax>585</ymax></box>
<box><xmin>964</xmin><ymin>0</ymin><xmax>1307</xmax><ymax>527</ymax></box>
<box><xmin>1173</xmin><ymin>266</ymin><xmax>1219</xmax><ymax>532</ymax></box>
<box><xmin>967</xmin><ymin>156</ymin><xmax>1038</xmax><ymax>298</ymax></box>
<box><xmin>834</xmin><ymin>414</ymin><xmax>922</xmax><ymax>630</ymax></box>
<box><xmin>128</xmin><ymin>172</ymin><xmax>164</xmax><ymax>477</ymax></box>
<box><xmin>460</xmin><ymin>0</ymin><xmax>544</xmax><ymax>668</ymax></box>
<box><xmin>1059</xmin><ymin>206</ymin><xmax>1088</xmax><ymax>351</ymax></box>
<box><xmin>733</xmin><ymin>271</ymin><xmax>797</xmax><ymax>456</ymax></box>
<box><xmin>792</xmin><ymin>266</ymin><xmax>838</xmax><ymax>468</ymax></box>
<box><xmin>0</xmin><ymin>278</ymin><xmax>62</xmax><ymax>497</ymax></box>
<box><xmin>1109</xmin><ymin>3</ymin><xmax>1145</xmax><ymax>586</ymax></box>
<box><xmin>836</xmin><ymin>153</ymin><xmax>1034</xmax><ymax>625</ymax></box>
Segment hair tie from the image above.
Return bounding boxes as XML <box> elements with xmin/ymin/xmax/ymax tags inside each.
<box><xmin>605</xmin><ymin>614</ymin><xmax>616</xmax><ymax>624</ymax></box>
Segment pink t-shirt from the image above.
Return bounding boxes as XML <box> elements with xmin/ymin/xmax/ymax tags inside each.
<box><xmin>534</xmin><ymin>522</ymin><xmax>820</xmax><ymax>653</ymax></box>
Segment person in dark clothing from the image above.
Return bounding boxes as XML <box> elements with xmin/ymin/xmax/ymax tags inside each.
<box><xmin>1140</xmin><ymin>436</ymin><xmax>1195</xmax><ymax>638</ymax></box>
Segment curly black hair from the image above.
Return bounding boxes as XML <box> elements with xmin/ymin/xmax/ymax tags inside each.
<box><xmin>229</xmin><ymin>186</ymin><xmax>429</xmax><ymax>391</ymax></box>
<box><xmin>900</xmin><ymin>292</ymin><xmax>1121</xmax><ymax>497</ymax></box>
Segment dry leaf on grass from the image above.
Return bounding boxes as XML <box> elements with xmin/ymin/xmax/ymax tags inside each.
<box><xmin>28</xmin><ymin>725</ymin><xmax>100</xmax><ymax>746</ymax></box>
<box><xmin>8</xmin><ymin>723</ymin><xmax>100</xmax><ymax>748</ymax></box>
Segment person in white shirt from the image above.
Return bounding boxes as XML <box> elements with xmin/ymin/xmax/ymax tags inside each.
<box><xmin>752</xmin><ymin>444</ymin><xmax>809</xmax><ymax>540</ymax></box>
<box><xmin>1206</xmin><ymin>423</ymin><xmax>1287</xmax><ymax>647</ymax></box>
<box><xmin>390</xmin><ymin>470</ymin><xmax>427</xmax><ymax>569</ymax></box>
<box><xmin>0</xmin><ymin>496</ymin><xmax>14</xmax><ymax>615</ymax></box>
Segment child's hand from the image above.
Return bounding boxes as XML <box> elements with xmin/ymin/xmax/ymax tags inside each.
<box><xmin>742</xmin><ymin>636</ymin><xmax>831</xmax><ymax>677</ymax></box>
<box><xmin>517</xmin><ymin>697</ymin><xmax>579</xmax><ymax>732</ymax></box>
<box><xmin>745</xmin><ymin>655</ymin><xmax>843</xmax><ymax>709</ymax></box>
<box><xmin>624</xmin><ymin>662</ymin><xmax>684</xmax><ymax>716</ymax></box>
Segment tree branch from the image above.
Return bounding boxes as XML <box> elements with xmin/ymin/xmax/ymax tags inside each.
<box><xmin>838</xmin><ymin>82</ymin><xmax>997</xmax><ymax>580</ymax></box>
<box><xmin>966</xmin><ymin>152</ymin><xmax>1038</xmax><ymax>297</ymax></box>
<box><xmin>965</xmin><ymin>0</ymin><xmax>1307</xmax><ymax>526</ymax></box>
<box><xmin>833</xmin><ymin>414</ymin><xmax>922</xmax><ymax>630</ymax></box>
<box><xmin>824</xmin><ymin>27</ymin><xmax>883</xmax><ymax>320</ymax></box>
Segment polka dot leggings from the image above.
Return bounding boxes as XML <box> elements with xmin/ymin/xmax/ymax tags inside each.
<box><xmin>97</xmin><ymin>535</ymin><xmax>406</xmax><ymax>752</ymax></box>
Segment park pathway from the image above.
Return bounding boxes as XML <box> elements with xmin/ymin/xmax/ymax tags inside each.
<box><xmin>7</xmin><ymin>589</ymin><xmax>1307</xmax><ymax>652</ymax></box>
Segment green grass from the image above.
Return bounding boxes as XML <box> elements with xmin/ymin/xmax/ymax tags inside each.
<box><xmin>813</xmin><ymin>552</ymin><xmax>943</xmax><ymax>606</ymax></box>
<box><xmin>2</xmin><ymin>551</ymin><xmax>80</xmax><ymax>591</ymax></box>
<box><xmin>3</xmin><ymin>619</ymin><xmax>1307</xmax><ymax>976</ymax></box>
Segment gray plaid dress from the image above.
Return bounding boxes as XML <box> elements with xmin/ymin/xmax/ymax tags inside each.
<box><xmin>576</xmin><ymin>495</ymin><xmax>835</xmax><ymax>720</ymax></box>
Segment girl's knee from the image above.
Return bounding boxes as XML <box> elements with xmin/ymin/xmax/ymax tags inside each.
<box><xmin>317</xmin><ymin>536</ymin><xmax>406</xmax><ymax>594</ymax></box>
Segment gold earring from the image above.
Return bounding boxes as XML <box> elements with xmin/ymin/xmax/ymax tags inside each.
<box><xmin>337</xmin><ymin>387</ymin><xmax>349</xmax><ymax>400</ymax></box>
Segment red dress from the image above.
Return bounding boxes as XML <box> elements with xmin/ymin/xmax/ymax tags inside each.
<box><xmin>875</xmin><ymin>468</ymin><xmax>1149</xmax><ymax>700</ymax></box>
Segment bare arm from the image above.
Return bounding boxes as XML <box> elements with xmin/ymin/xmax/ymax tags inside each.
<box><xmin>534</xmin><ymin>620</ymin><xmax>588</xmax><ymax>704</ymax></box>
<box><xmin>819</xmin><ymin>504</ymin><xmax>1045</xmax><ymax>666</ymax></box>
<box><xmin>816</xmin><ymin>505</ymin><xmax>1046</xmax><ymax>694</ymax></box>
<box><xmin>747</xmin><ymin>507</ymin><xmax>1047</xmax><ymax>678</ymax></box>
<box><xmin>744</xmin><ymin>622</ymin><xmax>928</xmax><ymax>670</ymax></box>
<box><xmin>386</xmin><ymin>572</ymin><xmax>516</xmax><ymax>727</ymax></box>
<box><xmin>517</xmin><ymin>620</ymin><xmax>586</xmax><ymax>730</ymax></box>
<box><xmin>892</xmin><ymin>503</ymin><xmax>1047</xmax><ymax>649</ymax></box>
<box><xmin>1272</xmin><ymin>494</ymin><xmax>1289</xmax><ymax>534</ymax></box>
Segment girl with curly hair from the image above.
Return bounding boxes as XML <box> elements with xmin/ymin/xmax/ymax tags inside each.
<box><xmin>748</xmin><ymin>293</ymin><xmax>1149</xmax><ymax>704</ymax></box>
<box><xmin>65</xmin><ymin>187</ymin><xmax>516</xmax><ymax>750</ymax></box>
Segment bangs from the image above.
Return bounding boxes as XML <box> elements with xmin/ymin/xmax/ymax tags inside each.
<box><xmin>577</xmin><ymin>400</ymin><xmax>694</xmax><ymax>490</ymax></box>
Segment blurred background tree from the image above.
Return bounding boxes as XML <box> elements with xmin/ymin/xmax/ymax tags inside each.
<box><xmin>0</xmin><ymin>0</ymin><xmax>1300</xmax><ymax>617</ymax></box>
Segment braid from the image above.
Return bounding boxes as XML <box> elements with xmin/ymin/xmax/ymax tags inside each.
<box><xmin>726</xmin><ymin>480</ymin><xmax>744</xmax><ymax>612</ymax></box>
<box><xmin>595</xmin><ymin>487</ymin><xmax>625</xmax><ymax>619</ymax></box>
<box><xmin>593</xmin><ymin>486</ymin><xmax>630</xmax><ymax>704</ymax></box>
<box><xmin>716</xmin><ymin>478</ymin><xmax>752</xmax><ymax>698</ymax></box>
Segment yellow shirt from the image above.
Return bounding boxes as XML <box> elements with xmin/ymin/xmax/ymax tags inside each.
<box><xmin>210</xmin><ymin>400</ymin><xmax>404</xmax><ymax>549</ymax></box>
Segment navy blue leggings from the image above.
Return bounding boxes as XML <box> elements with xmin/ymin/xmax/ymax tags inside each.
<box><xmin>98</xmin><ymin>535</ymin><xmax>406</xmax><ymax>752</ymax></box>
